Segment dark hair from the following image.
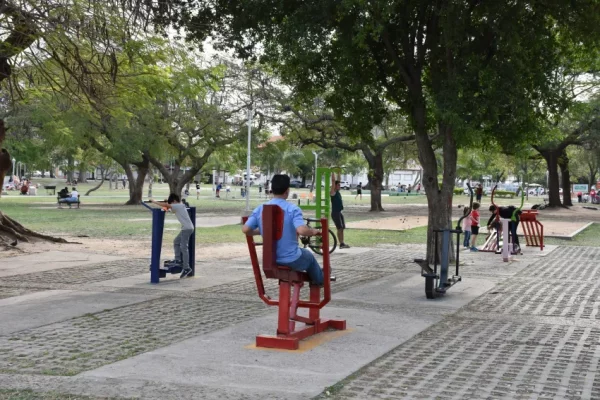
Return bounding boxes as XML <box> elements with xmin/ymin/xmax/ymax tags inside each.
<box><xmin>167</xmin><ymin>193</ymin><xmax>180</xmax><ymax>204</ymax></box>
<box><xmin>463</xmin><ymin>206</ymin><xmax>470</xmax><ymax>215</ymax></box>
<box><xmin>489</xmin><ymin>205</ymin><xmax>497</xmax><ymax>212</ymax></box>
<box><xmin>335</xmin><ymin>180</ymin><xmax>340</xmax><ymax>185</ymax></box>
<box><xmin>72</xmin><ymin>187</ymin><xmax>76</xmax><ymax>191</ymax></box>
<box><xmin>472</xmin><ymin>202</ymin><xmax>480</xmax><ymax>210</ymax></box>
<box><xmin>271</xmin><ymin>174</ymin><xmax>290</xmax><ymax>195</ymax></box>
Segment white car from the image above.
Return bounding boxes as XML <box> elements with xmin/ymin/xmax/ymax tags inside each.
<box><xmin>339</xmin><ymin>181</ymin><xmax>351</xmax><ymax>190</ymax></box>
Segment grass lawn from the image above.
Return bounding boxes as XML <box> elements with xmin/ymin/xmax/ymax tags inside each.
<box><xmin>544</xmin><ymin>223</ymin><xmax>600</xmax><ymax>247</ymax></box>
<box><xmin>2</xmin><ymin>179</ymin><xmax>595</xmax><ymax>248</ymax></box>
<box><xmin>0</xmin><ymin>188</ymin><xmax>430</xmax><ymax>246</ymax></box>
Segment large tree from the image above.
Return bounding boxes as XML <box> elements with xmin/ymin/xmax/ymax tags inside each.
<box><xmin>176</xmin><ymin>0</ymin><xmax>600</xmax><ymax>260</ymax></box>
<box><xmin>0</xmin><ymin>0</ymin><xmax>173</xmax><ymax>243</ymax></box>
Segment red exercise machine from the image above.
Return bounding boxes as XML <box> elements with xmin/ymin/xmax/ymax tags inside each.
<box><xmin>243</xmin><ymin>205</ymin><xmax>346</xmax><ymax>350</ymax></box>
<box><xmin>520</xmin><ymin>210</ymin><xmax>544</xmax><ymax>250</ymax></box>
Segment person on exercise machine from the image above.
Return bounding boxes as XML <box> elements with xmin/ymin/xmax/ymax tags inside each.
<box><xmin>150</xmin><ymin>194</ymin><xmax>194</xmax><ymax>278</ymax></box>
<box><xmin>487</xmin><ymin>205</ymin><xmax>522</xmax><ymax>252</ymax></box>
<box><xmin>242</xmin><ymin>174</ymin><xmax>334</xmax><ymax>284</ymax></box>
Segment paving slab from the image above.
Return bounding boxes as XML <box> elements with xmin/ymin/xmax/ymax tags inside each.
<box><xmin>0</xmin><ymin>251</ymin><xmax>125</xmax><ymax>277</ymax></box>
<box><xmin>0</xmin><ymin>289</ymin><xmax>163</xmax><ymax>336</ymax></box>
<box><xmin>78</xmin><ymin>267</ymin><xmax>497</xmax><ymax>399</ymax></box>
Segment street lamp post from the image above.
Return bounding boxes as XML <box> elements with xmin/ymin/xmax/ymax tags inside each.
<box><xmin>246</xmin><ymin>107</ymin><xmax>252</xmax><ymax>213</ymax></box>
<box><xmin>11</xmin><ymin>158</ymin><xmax>15</xmax><ymax>181</ymax></box>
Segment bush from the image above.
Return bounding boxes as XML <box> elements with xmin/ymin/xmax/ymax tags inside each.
<box><xmin>494</xmin><ymin>190</ymin><xmax>515</xmax><ymax>198</ymax></box>
<box><xmin>453</xmin><ymin>188</ymin><xmax>464</xmax><ymax>195</ymax></box>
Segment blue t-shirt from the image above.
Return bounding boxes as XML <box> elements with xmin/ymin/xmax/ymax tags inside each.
<box><xmin>245</xmin><ymin>198</ymin><xmax>304</xmax><ymax>264</ymax></box>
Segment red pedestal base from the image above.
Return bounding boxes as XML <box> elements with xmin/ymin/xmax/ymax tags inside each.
<box><xmin>256</xmin><ymin>319</ymin><xmax>347</xmax><ymax>350</ymax></box>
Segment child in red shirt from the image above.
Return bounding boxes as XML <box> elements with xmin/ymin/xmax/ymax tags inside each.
<box><xmin>470</xmin><ymin>202</ymin><xmax>481</xmax><ymax>251</ymax></box>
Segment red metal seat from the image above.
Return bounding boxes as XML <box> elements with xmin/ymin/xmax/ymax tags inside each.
<box><xmin>243</xmin><ymin>204</ymin><xmax>346</xmax><ymax>350</ymax></box>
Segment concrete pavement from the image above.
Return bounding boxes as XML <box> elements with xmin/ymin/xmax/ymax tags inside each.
<box><xmin>0</xmin><ymin>242</ymin><xmax>585</xmax><ymax>400</ymax></box>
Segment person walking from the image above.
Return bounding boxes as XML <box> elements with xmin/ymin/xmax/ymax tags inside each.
<box><xmin>475</xmin><ymin>184</ymin><xmax>483</xmax><ymax>202</ymax></box>
<box><xmin>150</xmin><ymin>194</ymin><xmax>194</xmax><ymax>278</ymax></box>
<box><xmin>195</xmin><ymin>181</ymin><xmax>200</xmax><ymax>200</ymax></box>
<box><xmin>331</xmin><ymin>172</ymin><xmax>350</xmax><ymax>249</ymax></box>
<box><xmin>355</xmin><ymin>182</ymin><xmax>362</xmax><ymax>200</ymax></box>
<box><xmin>470</xmin><ymin>202</ymin><xmax>481</xmax><ymax>251</ymax></box>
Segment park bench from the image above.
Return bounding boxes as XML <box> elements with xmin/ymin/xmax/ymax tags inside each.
<box><xmin>44</xmin><ymin>185</ymin><xmax>56</xmax><ymax>195</ymax></box>
<box><xmin>243</xmin><ymin>204</ymin><xmax>345</xmax><ymax>350</ymax></box>
<box><xmin>57</xmin><ymin>195</ymin><xmax>81</xmax><ymax>209</ymax></box>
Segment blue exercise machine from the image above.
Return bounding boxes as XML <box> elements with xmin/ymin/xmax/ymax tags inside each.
<box><xmin>142</xmin><ymin>201</ymin><xmax>196</xmax><ymax>283</ymax></box>
<box><xmin>414</xmin><ymin>183</ymin><xmax>473</xmax><ymax>299</ymax></box>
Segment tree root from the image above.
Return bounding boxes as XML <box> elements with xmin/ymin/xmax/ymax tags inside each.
<box><xmin>0</xmin><ymin>210</ymin><xmax>68</xmax><ymax>244</ymax></box>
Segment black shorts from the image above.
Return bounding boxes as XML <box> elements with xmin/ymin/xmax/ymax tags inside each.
<box><xmin>357</xmin><ymin>189</ymin><xmax>362</xmax><ymax>194</ymax></box>
<box><xmin>332</xmin><ymin>212</ymin><xmax>345</xmax><ymax>230</ymax></box>
<box><xmin>471</xmin><ymin>226</ymin><xmax>479</xmax><ymax>235</ymax></box>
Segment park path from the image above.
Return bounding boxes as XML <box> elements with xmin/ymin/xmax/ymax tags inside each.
<box><xmin>0</xmin><ymin>243</ymin><xmax>593</xmax><ymax>399</ymax></box>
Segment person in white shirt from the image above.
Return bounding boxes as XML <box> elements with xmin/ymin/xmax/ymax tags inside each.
<box><xmin>69</xmin><ymin>187</ymin><xmax>79</xmax><ymax>201</ymax></box>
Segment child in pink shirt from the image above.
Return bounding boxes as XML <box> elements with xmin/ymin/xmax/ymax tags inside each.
<box><xmin>461</xmin><ymin>206</ymin><xmax>472</xmax><ymax>248</ymax></box>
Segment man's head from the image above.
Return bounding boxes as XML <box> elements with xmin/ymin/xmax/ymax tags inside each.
<box><xmin>335</xmin><ymin>180</ymin><xmax>341</xmax><ymax>190</ymax></box>
<box><xmin>167</xmin><ymin>193</ymin><xmax>180</xmax><ymax>204</ymax></box>
<box><xmin>271</xmin><ymin>174</ymin><xmax>290</xmax><ymax>197</ymax></box>
<box><xmin>72</xmin><ymin>187</ymin><xmax>76</xmax><ymax>191</ymax></box>
<box><xmin>489</xmin><ymin>205</ymin><xmax>497</xmax><ymax>212</ymax></box>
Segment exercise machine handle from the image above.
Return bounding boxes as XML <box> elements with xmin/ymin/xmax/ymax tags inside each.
<box><xmin>512</xmin><ymin>185</ymin><xmax>525</xmax><ymax>222</ymax></box>
<box><xmin>456</xmin><ymin>182</ymin><xmax>474</xmax><ymax>230</ymax></box>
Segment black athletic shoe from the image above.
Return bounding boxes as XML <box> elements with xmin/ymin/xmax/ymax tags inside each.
<box><xmin>339</xmin><ymin>243</ymin><xmax>351</xmax><ymax>249</ymax></box>
<box><xmin>330</xmin><ymin>275</ymin><xmax>337</xmax><ymax>282</ymax></box>
<box><xmin>180</xmin><ymin>268</ymin><xmax>193</xmax><ymax>279</ymax></box>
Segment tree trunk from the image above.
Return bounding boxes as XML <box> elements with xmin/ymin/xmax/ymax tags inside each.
<box><xmin>558</xmin><ymin>150</ymin><xmax>573</xmax><ymax>207</ymax></box>
<box><xmin>362</xmin><ymin>148</ymin><xmax>385</xmax><ymax>211</ymax></box>
<box><xmin>147</xmin><ymin>155</ymin><xmax>200</xmax><ymax>200</ymax></box>
<box><xmin>66</xmin><ymin>156</ymin><xmax>74</xmax><ymax>183</ymax></box>
<box><xmin>85</xmin><ymin>167</ymin><xmax>105</xmax><ymax>196</ymax></box>
<box><xmin>147</xmin><ymin>168</ymin><xmax>154</xmax><ymax>199</ymax></box>
<box><xmin>78</xmin><ymin>164</ymin><xmax>87</xmax><ymax>183</ymax></box>
<box><xmin>416</xmin><ymin>111</ymin><xmax>456</xmax><ymax>263</ymax></box>
<box><xmin>124</xmin><ymin>156</ymin><xmax>149</xmax><ymax>205</ymax></box>
<box><xmin>540</xmin><ymin>150</ymin><xmax>562</xmax><ymax>207</ymax></box>
<box><xmin>0</xmin><ymin>210</ymin><xmax>67</xmax><ymax>245</ymax></box>
<box><xmin>588</xmin><ymin>164</ymin><xmax>597</xmax><ymax>191</ymax></box>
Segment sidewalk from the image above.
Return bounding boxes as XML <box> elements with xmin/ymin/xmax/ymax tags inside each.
<box><xmin>0</xmin><ymin>242</ymin><xmax>577</xmax><ymax>399</ymax></box>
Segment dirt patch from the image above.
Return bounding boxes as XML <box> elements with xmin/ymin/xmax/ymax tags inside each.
<box><xmin>347</xmin><ymin>215</ymin><xmax>428</xmax><ymax>231</ymax></box>
<box><xmin>0</xmin><ymin>237</ymin><xmax>250</xmax><ymax>262</ymax></box>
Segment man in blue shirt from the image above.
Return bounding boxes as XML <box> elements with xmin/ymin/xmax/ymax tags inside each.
<box><xmin>242</xmin><ymin>174</ymin><xmax>325</xmax><ymax>285</ymax></box>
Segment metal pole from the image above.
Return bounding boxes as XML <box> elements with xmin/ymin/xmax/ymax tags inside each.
<box><xmin>11</xmin><ymin>158</ymin><xmax>15</xmax><ymax>180</ymax></box>
<box><xmin>212</xmin><ymin>169</ymin><xmax>216</xmax><ymax>196</ymax></box>
<box><xmin>312</xmin><ymin>151</ymin><xmax>318</xmax><ymax>193</ymax></box>
<box><xmin>246</xmin><ymin>107</ymin><xmax>252</xmax><ymax>212</ymax></box>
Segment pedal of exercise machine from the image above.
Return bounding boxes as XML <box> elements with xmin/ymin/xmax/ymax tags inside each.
<box><xmin>162</xmin><ymin>260</ymin><xmax>183</xmax><ymax>274</ymax></box>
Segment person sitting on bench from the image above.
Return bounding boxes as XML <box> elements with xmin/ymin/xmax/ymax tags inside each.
<box><xmin>58</xmin><ymin>187</ymin><xmax>70</xmax><ymax>199</ymax></box>
<box><xmin>68</xmin><ymin>187</ymin><xmax>79</xmax><ymax>201</ymax></box>
<box><xmin>487</xmin><ymin>205</ymin><xmax>522</xmax><ymax>251</ymax></box>
<box><xmin>242</xmin><ymin>174</ymin><xmax>328</xmax><ymax>285</ymax></box>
